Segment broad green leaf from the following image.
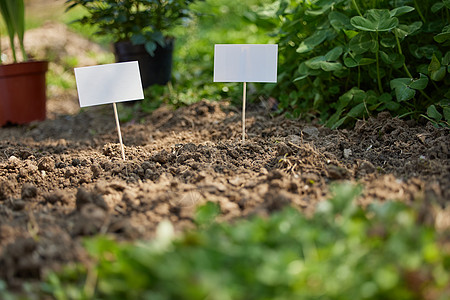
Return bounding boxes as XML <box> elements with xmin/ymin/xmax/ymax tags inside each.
<box><xmin>431</xmin><ymin>2</ymin><xmax>444</xmax><ymax>12</ymax></box>
<box><xmin>443</xmin><ymin>52</ymin><xmax>450</xmax><ymax>65</ymax></box>
<box><xmin>329</xmin><ymin>11</ymin><xmax>350</xmax><ymax>31</ymax></box>
<box><xmin>390</xmin><ymin>78</ymin><xmax>416</xmax><ymax>101</ymax></box>
<box><xmin>443</xmin><ymin>107</ymin><xmax>450</xmax><ymax>121</ymax></box>
<box><xmin>428</xmin><ymin>54</ymin><xmax>441</xmax><ymax>72</ymax></box>
<box><xmin>381</xmin><ymin>36</ymin><xmax>396</xmax><ymax>47</ymax></box>
<box><xmin>389</xmin><ymin>6</ymin><xmax>414</xmax><ymax>17</ymax></box>
<box><xmin>445</xmin><ymin>0</ymin><xmax>450</xmax><ymax>9</ymax></box>
<box><xmin>434</xmin><ymin>32</ymin><xmax>450</xmax><ymax>43</ymax></box>
<box><xmin>379</xmin><ymin>93</ymin><xmax>393</xmax><ymax>103</ymax></box>
<box><xmin>430</xmin><ymin>66</ymin><xmax>446</xmax><ymax>81</ymax></box>
<box><xmin>347</xmin><ymin>103</ymin><xmax>366</xmax><ymax>118</ymax></box>
<box><xmin>409</xmin><ymin>74</ymin><xmax>428</xmax><ymax>90</ymax></box>
<box><xmin>320</xmin><ymin>61</ymin><xmax>343</xmax><ymax>72</ymax></box>
<box><xmin>395</xmin><ymin>85</ymin><xmax>416</xmax><ymax>101</ymax></box>
<box><xmin>385</xmin><ymin>101</ymin><xmax>401</xmax><ymax>111</ymax></box>
<box><xmin>349</xmin><ymin>32</ymin><xmax>376</xmax><ymax>54</ymax></box>
<box><xmin>380</xmin><ymin>52</ymin><xmax>404</xmax><ymax>68</ymax></box>
<box><xmin>427</xmin><ymin>105</ymin><xmax>442</xmax><ymax>122</ymax></box>
<box><xmin>297</xmin><ymin>62</ymin><xmax>309</xmax><ymax>75</ymax></box>
<box><xmin>296</xmin><ymin>30</ymin><xmax>328</xmax><ymax>53</ymax></box>
<box><xmin>131</xmin><ymin>33</ymin><xmax>146</xmax><ymax>45</ymax></box>
<box><xmin>305</xmin><ymin>4</ymin><xmax>332</xmax><ymax>16</ymax></box>
<box><xmin>344</xmin><ymin>57</ymin><xmax>358</xmax><ymax>67</ymax></box>
<box><xmin>325</xmin><ymin>46</ymin><xmax>343</xmax><ymax>61</ymax></box>
<box><xmin>350</xmin><ymin>10</ymin><xmax>399</xmax><ymax>32</ymax></box>
<box><xmin>343</xmin><ymin>29</ymin><xmax>358</xmax><ymax>39</ymax></box>
<box><xmin>145</xmin><ymin>42</ymin><xmax>157</xmax><ymax>56</ymax></box>
<box><xmin>359</xmin><ymin>57</ymin><xmax>376</xmax><ymax>65</ymax></box>
<box><xmin>305</xmin><ymin>56</ymin><xmax>326</xmax><ymax>69</ymax></box>
<box><xmin>407</xmin><ymin>22</ymin><xmax>422</xmax><ymax>35</ymax></box>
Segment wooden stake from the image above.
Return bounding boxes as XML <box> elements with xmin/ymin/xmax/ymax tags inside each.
<box><xmin>242</xmin><ymin>82</ymin><xmax>247</xmax><ymax>142</ymax></box>
<box><xmin>112</xmin><ymin>102</ymin><xmax>126</xmax><ymax>160</ymax></box>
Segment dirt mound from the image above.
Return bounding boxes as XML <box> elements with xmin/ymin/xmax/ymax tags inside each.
<box><xmin>0</xmin><ymin>99</ymin><xmax>449</xmax><ymax>286</ymax></box>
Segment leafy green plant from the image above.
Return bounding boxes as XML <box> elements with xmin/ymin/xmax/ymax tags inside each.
<box><xmin>65</xmin><ymin>0</ymin><xmax>199</xmax><ymax>55</ymax></box>
<box><xmin>263</xmin><ymin>0</ymin><xmax>449</xmax><ymax>127</ymax></box>
<box><xmin>42</xmin><ymin>184</ymin><xmax>450</xmax><ymax>299</ymax></box>
<box><xmin>0</xmin><ymin>0</ymin><xmax>28</xmax><ymax>63</ymax></box>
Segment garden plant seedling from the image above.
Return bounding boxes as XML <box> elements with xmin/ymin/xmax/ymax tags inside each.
<box><xmin>214</xmin><ymin>44</ymin><xmax>278</xmax><ymax>141</ymax></box>
<box><xmin>74</xmin><ymin>61</ymin><xmax>144</xmax><ymax>160</ymax></box>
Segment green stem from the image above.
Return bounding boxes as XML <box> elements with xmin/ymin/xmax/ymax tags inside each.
<box><xmin>19</xmin><ymin>38</ymin><xmax>28</xmax><ymax>61</ymax></box>
<box><xmin>357</xmin><ymin>65</ymin><xmax>361</xmax><ymax>88</ymax></box>
<box><xmin>375</xmin><ymin>32</ymin><xmax>383</xmax><ymax>93</ymax></box>
<box><xmin>394</xmin><ymin>32</ymin><xmax>413</xmax><ymax>78</ymax></box>
<box><xmin>351</xmin><ymin>0</ymin><xmax>363</xmax><ymax>16</ymax></box>
<box><xmin>8</xmin><ymin>35</ymin><xmax>17</xmax><ymax>63</ymax></box>
<box><xmin>413</xmin><ymin>0</ymin><xmax>426</xmax><ymax>24</ymax></box>
<box><xmin>394</xmin><ymin>32</ymin><xmax>432</xmax><ymax>102</ymax></box>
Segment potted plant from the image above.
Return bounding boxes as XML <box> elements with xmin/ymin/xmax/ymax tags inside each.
<box><xmin>65</xmin><ymin>0</ymin><xmax>198</xmax><ymax>88</ymax></box>
<box><xmin>0</xmin><ymin>0</ymin><xmax>48</xmax><ymax>126</ymax></box>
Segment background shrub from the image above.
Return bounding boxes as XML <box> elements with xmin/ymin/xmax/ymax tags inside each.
<box><xmin>257</xmin><ymin>0</ymin><xmax>449</xmax><ymax>127</ymax></box>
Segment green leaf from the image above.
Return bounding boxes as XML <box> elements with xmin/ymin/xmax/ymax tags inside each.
<box><xmin>390</xmin><ymin>78</ymin><xmax>416</xmax><ymax>101</ymax></box>
<box><xmin>409</xmin><ymin>74</ymin><xmax>428</xmax><ymax>90</ymax></box>
<box><xmin>443</xmin><ymin>107</ymin><xmax>450</xmax><ymax>121</ymax></box>
<box><xmin>429</xmin><ymin>54</ymin><xmax>441</xmax><ymax>72</ymax></box>
<box><xmin>442</xmin><ymin>52</ymin><xmax>450</xmax><ymax>65</ymax></box>
<box><xmin>331</xmin><ymin>116</ymin><xmax>348</xmax><ymax>129</ymax></box>
<box><xmin>305</xmin><ymin>56</ymin><xmax>326</xmax><ymax>69</ymax></box>
<box><xmin>347</xmin><ymin>102</ymin><xmax>366</xmax><ymax>118</ymax></box>
<box><xmin>427</xmin><ymin>105</ymin><xmax>442</xmax><ymax>122</ymax></box>
<box><xmin>345</xmin><ymin>54</ymin><xmax>376</xmax><ymax>67</ymax></box>
<box><xmin>431</xmin><ymin>2</ymin><xmax>444</xmax><ymax>12</ymax></box>
<box><xmin>430</xmin><ymin>66</ymin><xmax>446</xmax><ymax>81</ymax></box>
<box><xmin>344</xmin><ymin>57</ymin><xmax>358</xmax><ymax>67</ymax></box>
<box><xmin>389</xmin><ymin>6</ymin><xmax>414</xmax><ymax>17</ymax></box>
<box><xmin>328</xmin><ymin>11</ymin><xmax>350</xmax><ymax>31</ymax></box>
<box><xmin>343</xmin><ymin>29</ymin><xmax>358</xmax><ymax>39</ymax></box>
<box><xmin>320</xmin><ymin>61</ymin><xmax>343</xmax><ymax>71</ymax></box>
<box><xmin>325</xmin><ymin>46</ymin><xmax>343</xmax><ymax>61</ymax></box>
<box><xmin>434</xmin><ymin>32</ymin><xmax>450</xmax><ymax>43</ymax></box>
<box><xmin>350</xmin><ymin>10</ymin><xmax>399</xmax><ymax>32</ymax></box>
<box><xmin>349</xmin><ymin>32</ymin><xmax>376</xmax><ymax>54</ymax></box>
<box><xmin>145</xmin><ymin>42</ymin><xmax>157</xmax><ymax>56</ymax></box>
<box><xmin>444</xmin><ymin>0</ymin><xmax>450</xmax><ymax>9</ymax></box>
<box><xmin>296</xmin><ymin>30</ymin><xmax>329</xmax><ymax>53</ymax></box>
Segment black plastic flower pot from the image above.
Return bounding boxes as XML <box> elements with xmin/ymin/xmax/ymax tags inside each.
<box><xmin>113</xmin><ymin>39</ymin><xmax>174</xmax><ymax>89</ymax></box>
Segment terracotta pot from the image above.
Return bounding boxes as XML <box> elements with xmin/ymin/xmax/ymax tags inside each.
<box><xmin>114</xmin><ymin>39</ymin><xmax>174</xmax><ymax>88</ymax></box>
<box><xmin>0</xmin><ymin>61</ymin><xmax>48</xmax><ymax>126</ymax></box>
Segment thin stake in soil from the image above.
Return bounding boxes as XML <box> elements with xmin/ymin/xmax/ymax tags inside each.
<box><xmin>113</xmin><ymin>102</ymin><xmax>126</xmax><ymax>160</ymax></box>
<box><xmin>242</xmin><ymin>82</ymin><xmax>247</xmax><ymax>142</ymax></box>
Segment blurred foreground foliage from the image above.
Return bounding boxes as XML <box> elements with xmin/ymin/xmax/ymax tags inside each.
<box><xmin>37</xmin><ymin>184</ymin><xmax>450</xmax><ymax>300</ymax></box>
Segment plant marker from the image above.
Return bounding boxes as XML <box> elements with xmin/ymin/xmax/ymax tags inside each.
<box><xmin>242</xmin><ymin>82</ymin><xmax>247</xmax><ymax>141</ymax></box>
<box><xmin>74</xmin><ymin>61</ymin><xmax>144</xmax><ymax>160</ymax></box>
<box><xmin>214</xmin><ymin>44</ymin><xmax>278</xmax><ymax>141</ymax></box>
<box><xmin>112</xmin><ymin>102</ymin><xmax>126</xmax><ymax>160</ymax></box>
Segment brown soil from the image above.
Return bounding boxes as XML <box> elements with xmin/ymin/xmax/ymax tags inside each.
<box><xmin>0</xmin><ymin>22</ymin><xmax>449</xmax><ymax>288</ymax></box>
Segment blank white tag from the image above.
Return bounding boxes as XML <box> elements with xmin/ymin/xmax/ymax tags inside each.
<box><xmin>74</xmin><ymin>61</ymin><xmax>144</xmax><ymax>107</ymax></box>
<box><xmin>213</xmin><ymin>44</ymin><xmax>278</xmax><ymax>83</ymax></box>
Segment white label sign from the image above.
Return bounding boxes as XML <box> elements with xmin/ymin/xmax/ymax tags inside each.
<box><xmin>74</xmin><ymin>61</ymin><xmax>144</xmax><ymax>107</ymax></box>
<box><xmin>213</xmin><ymin>44</ymin><xmax>278</xmax><ymax>83</ymax></box>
